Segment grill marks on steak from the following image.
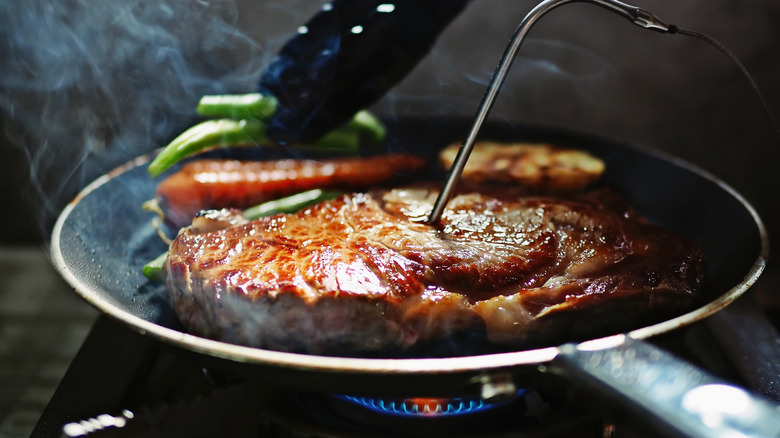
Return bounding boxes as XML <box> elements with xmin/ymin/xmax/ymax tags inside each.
<box><xmin>164</xmin><ymin>186</ymin><xmax>705</xmax><ymax>354</ymax></box>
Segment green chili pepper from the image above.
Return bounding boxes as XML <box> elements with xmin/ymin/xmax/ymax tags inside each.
<box><xmin>142</xmin><ymin>189</ymin><xmax>342</xmax><ymax>281</ymax></box>
<box><xmin>196</xmin><ymin>93</ymin><xmax>278</xmax><ymax>120</ymax></box>
<box><xmin>147</xmin><ymin>119</ymin><xmax>267</xmax><ymax>177</ymax></box>
<box><xmin>241</xmin><ymin>188</ymin><xmax>342</xmax><ymax>220</ymax></box>
<box><xmin>147</xmin><ymin>91</ymin><xmax>387</xmax><ymax>178</ymax></box>
<box><xmin>347</xmin><ymin>110</ymin><xmax>386</xmax><ymax>143</ymax></box>
<box><xmin>142</xmin><ymin>252</ymin><xmax>169</xmax><ymax>281</ymax></box>
<box><xmin>285</xmin><ymin>111</ymin><xmax>385</xmax><ymax>154</ymax></box>
<box><xmin>146</xmin><ymin>112</ymin><xmax>385</xmax><ymax>178</ymax></box>
<box><xmin>303</xmin><ymin>129</ymin><xmax>361</xmax><ymax>153</ymax></box>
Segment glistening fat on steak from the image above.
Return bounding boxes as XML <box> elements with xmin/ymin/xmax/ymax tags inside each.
<box><xmin>164</xmin><ymin>185</ymin><xmax>706</xmax><ymax>354</ymax></box>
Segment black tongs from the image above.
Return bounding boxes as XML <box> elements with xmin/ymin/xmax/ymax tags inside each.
<box><xmin>427</xmin><ymin>0</ymin><xmax>777</xmax><ymax>224</ymax></box>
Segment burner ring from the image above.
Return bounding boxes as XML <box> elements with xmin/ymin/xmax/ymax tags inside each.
<box><xmin>336</xmin><ymin>390</ymin><xmax>526</xmax><ymax>418</ymax></box>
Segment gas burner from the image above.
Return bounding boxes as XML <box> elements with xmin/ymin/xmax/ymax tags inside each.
<box><xmin>334</xmin><ymin>391</ymin><xmax>524</xmax><ymax>417</ymax></box>
<box><xmin>285</xmin><ymin>388</ymin><xmax>603</xmax><ymax>438</ymax></box>
<box><xmin>33</xmin><ymin>304</ymin><xmax>780</xmax><ymax>438</ymax></box>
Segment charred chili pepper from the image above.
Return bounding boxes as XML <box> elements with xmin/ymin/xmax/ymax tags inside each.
<box><xmin>142</xmin><ymin>188</ymin><xmax>342</xmax><ymax>280</ymax></box>
<box><xmin>259</xmin><ymin>0</ymin><xmax>472</xmax><ymax>144</ymax></box>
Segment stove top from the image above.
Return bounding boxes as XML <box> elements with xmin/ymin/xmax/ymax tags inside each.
<box><xmin>30</xmin><ymin>283</ymin><xmax>780</xmax><ymax>438</ymax></box>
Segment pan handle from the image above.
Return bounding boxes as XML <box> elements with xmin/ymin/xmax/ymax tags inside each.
<box><xmin>548</xmin><ymin>334</ymin><xmax>780</xmax><ymax>438</ymax></box>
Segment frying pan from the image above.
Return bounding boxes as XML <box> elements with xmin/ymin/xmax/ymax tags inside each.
<box><xmin>50</xmin><ymin>119</ymin><xmax>778</xmax><ymax>437</ymax></box>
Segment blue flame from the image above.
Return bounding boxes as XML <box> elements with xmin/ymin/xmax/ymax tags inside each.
<box><xmin>337</xmin><ymin>391</ymin><xmax>524</xmax><ymax>417</ymax></box>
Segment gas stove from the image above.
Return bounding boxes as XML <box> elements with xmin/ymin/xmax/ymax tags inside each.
<box><xmin>31</xmin><ymin>283</ymin><xmax>780</xmax><ymax>438</ymax></box>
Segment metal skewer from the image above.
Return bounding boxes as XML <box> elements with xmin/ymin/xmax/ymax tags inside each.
<box><xmin>427</xmin><ymin>0</ymin><xmax>672</xmax><ymax>224</ymax></box>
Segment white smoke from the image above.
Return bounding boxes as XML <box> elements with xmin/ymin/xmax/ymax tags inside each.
<box><xmin>0</xmin><ymin>0</ymin><xmax>272</xmax><ymax>233</ymax></box>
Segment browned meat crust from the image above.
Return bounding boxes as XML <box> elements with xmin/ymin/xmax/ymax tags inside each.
<box><xmin>164</xmin><ymin>186</ymin><xmax>705</xmax><ymax>354</ymax></box>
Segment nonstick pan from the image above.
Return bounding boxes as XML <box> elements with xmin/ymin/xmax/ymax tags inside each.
<box><xmin>50</xmin><ymin>119</ymin><xmax>778</xmax><ymax>437</ymax></box>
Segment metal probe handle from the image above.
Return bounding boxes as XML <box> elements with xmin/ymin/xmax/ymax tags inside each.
<box><xmin>427</xmin><ymin>0</ymin><xmax>672</xmax><ymax>224</ymax></box>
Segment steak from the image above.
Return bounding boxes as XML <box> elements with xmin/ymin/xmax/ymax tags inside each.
<box><xmin>164</xmin><ymin>185</ymin><xmax>706</xmax><ymax>355</ymax></box>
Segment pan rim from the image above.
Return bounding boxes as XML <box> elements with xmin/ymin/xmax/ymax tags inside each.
<box><xmin>49</xmin><ymin>129</ymin><xmax>769</xmax><ymax>375</ymax></box>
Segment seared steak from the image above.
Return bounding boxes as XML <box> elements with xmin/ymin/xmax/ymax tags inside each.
<box><xmin>164</xmin><ymin>186</ymin><xmax>705</xmax><ymax>354</ymax></box>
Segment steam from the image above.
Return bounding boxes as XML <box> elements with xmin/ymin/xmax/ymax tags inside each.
<box><xmin>0</xmin><ymin>0</ymin><xmax>269</xmax><ymax>235</ymax></box>
<box><xmin>376</xmin><ymin>31</ymin><xmax>621</xmax><ymax>127</ymax></box>
<box><xmin>468</xmin><ymin>39</ymin><xmax>617</xmax><ymax>102</ymax></box>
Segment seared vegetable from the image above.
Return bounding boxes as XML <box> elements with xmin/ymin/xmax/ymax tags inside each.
<box><xmin>259</xmin><ymin>0</ymin><xmax>471</xmax><ymax>144</ymax></box>
<box><xmin>143</xmin><ymin>189</ymin><xmax>341</xmax><ymax>280</ymax></box>
<box><xmin>439</xmin><ymin>142</ymin><xmax>605</xmax><ymax>192</ymax></box>
<box><xmin>155</xmin><ymin>153</ymin><xmax>426</xmax><ymax>227</ymax></box>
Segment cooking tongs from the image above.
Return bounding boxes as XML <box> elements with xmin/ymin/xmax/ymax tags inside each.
<box><xmin>427</xmin><ymin>0</ymin><xmax>777</xmax><ymax>224</ymax></box>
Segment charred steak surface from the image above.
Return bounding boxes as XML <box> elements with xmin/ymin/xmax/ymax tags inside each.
<box><xmin>164</xmin><ymin>185</ymin><xmax>705</xmax><ymax>355</ymax></box>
